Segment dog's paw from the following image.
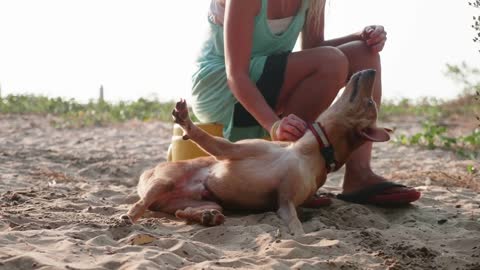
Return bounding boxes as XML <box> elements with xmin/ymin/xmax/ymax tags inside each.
<box><xmin>288</xmin><ymin>220</ymin><xmax>305</xmax><ymax>236</ymax></box>
<box><xmin>290</xmin><ymin>227</ymin><xmax>305</xmax><ymax>237</ymax></box>
<box><xmin>171</xmin><ymin>99</ymin><xmax>189</xmax><ymax>126</ymax></box>
<box><xmin>119</xmin><ymin>214</ymin><xmax>134</xmax><ymax>226</ymax></box>
<box><xmin>200</xmin><ymin>209</ymin><xmax>225</xmax><ymax>226</ymax></box>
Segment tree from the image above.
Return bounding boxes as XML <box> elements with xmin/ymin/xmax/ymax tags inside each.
<box><xmin>470</xmin><ymin>0</ymin><xmax>480</xmax><ymax>53</ymax></box>
<box><xmin>469</xmin><ymin>1</ymin><xmax>480</xmax><ymax>125</ymax></box>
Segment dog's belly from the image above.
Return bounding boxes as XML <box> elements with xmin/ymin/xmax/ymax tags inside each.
<box><xmin>205</xmin><ymin>153</ymin><xmax>303</xmax><ymax>210</ymax></box>
<box><xmin>138</xmin><ymin>158</ymin><xmax>216</xmax><ymax>209</ymax></box>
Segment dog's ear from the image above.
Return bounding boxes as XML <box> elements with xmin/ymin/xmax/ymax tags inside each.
<box><xmin>359</xmin><ymin>127</ymin><xmax>391</xmax><ymax>142</ymax></box>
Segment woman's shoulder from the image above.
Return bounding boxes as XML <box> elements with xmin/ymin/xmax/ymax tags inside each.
<box><xmin>209</xmin><ymin>0</ymin><xmax>263</xmax><ymax>26</ymax></box>
<box><xmin>209</xmin><ymin>0</ymin><xmax>226</xmax><ymax>25</ymax></box>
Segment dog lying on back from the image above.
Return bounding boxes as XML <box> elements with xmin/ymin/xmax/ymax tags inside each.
<box><xmin>122</xmin><ymin>69</ymin><xmax>390</xmax><ymax>235</ymax></box>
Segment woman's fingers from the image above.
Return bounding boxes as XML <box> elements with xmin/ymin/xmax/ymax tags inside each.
<box><xmin>286</xmin><ymin>114</ymin><xmax>307</xmax><ymax>133</ymax></box>
<box><xmin>277</xmin><ymin>114</ymin><xmax>307</xmax><ymax>141</ymax></box>
<box><xmin>362</xmin><ymin>25</ymin><xmax>387</xmax><ymax>52</ymax></box>
<box><xmin>281</xmin><ymin>124</ymin><xmax>303</xmax><ymax>138</ymax></box>
<box><xmin>362</xmin><ymin>26</ymin><xmax>374</xmax><ymax>39</ymax></box>
<box><xmin>368</xmin><ymin>25</ymin><xmax>384</xmax><ymax>39</ymax></box>
<box><xmin>367</xmin><ymin>32</ymin><xmax>387</xmax><ymax>47</ymax></box>
<box><xmin>371</xmin><ymin>40</ymin><xmax>386</xmax><ymax>53</ymax></box>
<box><xmin>279</xmin><ymin>120</ymin><xmax>302</xmax><ymax>138</ymax></box>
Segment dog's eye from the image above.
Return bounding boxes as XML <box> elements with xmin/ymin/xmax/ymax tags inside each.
<box><xmin>367</xmin><ymin>99</ymin><xmax>374</xmax><ymax>106</ymax></box>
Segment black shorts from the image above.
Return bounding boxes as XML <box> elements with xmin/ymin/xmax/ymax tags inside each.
<box><xmin>232</xmin><ymin>51</ymin><xmax>290</xmax><ymax>127</ymax></box>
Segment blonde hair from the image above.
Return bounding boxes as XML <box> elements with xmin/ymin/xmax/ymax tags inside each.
<box><xmin>306</xmin><ymin>0</ymin><xmax>326</xmax><ymax>32</ymax></box>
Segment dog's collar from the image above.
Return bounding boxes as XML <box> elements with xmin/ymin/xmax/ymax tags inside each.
<box><xmin>307</xmin><ymin>122</ymin><xmax>340</xmax><ymax>173</ymax></box>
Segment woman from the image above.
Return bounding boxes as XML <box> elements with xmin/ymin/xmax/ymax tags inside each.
<box><xmin>191</xmin><ymin>0</ymin><xmax>420</xmax><ymax>205</ymax></box>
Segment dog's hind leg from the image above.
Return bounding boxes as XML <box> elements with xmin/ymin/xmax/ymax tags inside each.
<box><xmin>175</xmin><ymin>206</ymin><xmax>225</xmax><ymax>227</ymax></box>
<box><xmin>160</xmin><ymin>199</ymin><xmax>225</xmax><ymax>226</ymax></box>
<box><xmin>121</xmin><ymin>198</ymin><xmax>152</xmax><ymax>223</ymax></box>
<box><xmin>172</xmin><ymin>99</ymin><xmax>268</xmax><ymax>160</ymax></box>
<box><xmin>171</xmin><ymin>99</ymin><xmax>237</xmax><ymax>158</ymax></box>
<box><xmin>121</xmin><ymin>177</ymin><xmax>175</xmax><ymax>223</ymax></box>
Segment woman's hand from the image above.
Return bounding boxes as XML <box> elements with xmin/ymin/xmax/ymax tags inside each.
<box><xmin>361</xmin><ymin>25</ymin><xmax>387</xmax><ymax>53</ymax></box>
<box><xmin>271</xmin><ymin>114</ymin><xmax>307</xmax><ymax>142</ymax></box>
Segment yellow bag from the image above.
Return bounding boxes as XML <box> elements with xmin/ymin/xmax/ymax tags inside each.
<box><xmin>167</xmin><ymin>123</ymin><xmax>224</xmax><ymax>162</ymax></box>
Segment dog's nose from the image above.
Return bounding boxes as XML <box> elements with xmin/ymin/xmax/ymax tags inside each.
<box><xmin>363</xmin><ymin>69</ymin><xmax>376</xmax><ymax>77</ymax></box>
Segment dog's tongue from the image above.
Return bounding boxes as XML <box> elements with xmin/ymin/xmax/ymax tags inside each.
<box><xmin>360</xmin><ymin>127</ymin><xmax>390</xmax><ymax>142</ymax></box>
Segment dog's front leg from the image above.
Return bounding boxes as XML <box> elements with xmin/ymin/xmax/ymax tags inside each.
<box><xmin>277</xmin><ymin>199</ymin><xmax>304</xmax><ymax>236</ymax></box>
<box><xmin>277</xmin><ymin>175</ymin><xmax>305</xmax><ymax>236</ymax></box>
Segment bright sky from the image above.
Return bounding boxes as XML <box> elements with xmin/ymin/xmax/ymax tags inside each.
<box><xmin>0</xmin><ymin>0</ymin><xmax>479</xmax><ymax>102</ymax></box>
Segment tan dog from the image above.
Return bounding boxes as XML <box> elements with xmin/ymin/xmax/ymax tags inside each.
<box><xmin>122</xmin><ymin>69</ymin><xmax>390</xmax><ymax>235</ymax></box>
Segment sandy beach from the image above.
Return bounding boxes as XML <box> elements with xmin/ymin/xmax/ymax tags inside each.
<box><xmin>1</xmin><ymin>114</ymin><xmax>479</xmax><ymax>270</ymax></box>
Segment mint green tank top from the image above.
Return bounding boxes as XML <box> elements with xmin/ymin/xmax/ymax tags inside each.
<box><xmin>191</xmin><ymin>0</ymin><xmax>309</xmax><ymax>141</ymax></box>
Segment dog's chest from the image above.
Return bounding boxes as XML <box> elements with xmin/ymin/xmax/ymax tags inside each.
<box><xmin>291</xmin><ymin>167</ymin><xmax>319</xmax><ymax>206</ymax></box>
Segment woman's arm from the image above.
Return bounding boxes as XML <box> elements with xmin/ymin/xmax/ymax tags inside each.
<box><xmin>301</xmin><ymin>7</ymin><xmax>386</xmax><ymax>52</ymax></box>
<box><xmin>301</xmin><ymin>7</ymin><xmax>361</xmax><ymax>49</ymax></box>
<box><xmin>224</xmin><ymin>0</ymin><xmax>279</xmax><ymax>132</ymax></box>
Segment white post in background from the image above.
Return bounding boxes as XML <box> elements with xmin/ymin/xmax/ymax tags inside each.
<box><xmin>99</xmin><ymin>85</ymin><xmax>104</xmax><ymax>103</ymax></box>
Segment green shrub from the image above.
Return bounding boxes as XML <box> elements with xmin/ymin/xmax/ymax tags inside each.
<box><xmin>395</xmin><ymin>121</ymin><xmax>480</xmax><ymax>159</ymax></box>
<box><xmin>0</xmin><ymin>94</ymin><xmax>196</xmax><ymax>127</ymax></box>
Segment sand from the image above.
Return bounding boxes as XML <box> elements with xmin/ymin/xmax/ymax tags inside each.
<box><xmin>1</xmin><ymin>114</ymin><xmax>479</xmax><ymax>270</ymax></box>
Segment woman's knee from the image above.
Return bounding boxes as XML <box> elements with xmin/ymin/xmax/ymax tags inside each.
<box><xmin>314</xmin><ymin>46</ymin><xmax>349</xmax><ymax>85</ymax></box>
<box><xmin>338</xmin><ymin>40</ymin><xmax>381</xmax><ymax>71</ymax></box>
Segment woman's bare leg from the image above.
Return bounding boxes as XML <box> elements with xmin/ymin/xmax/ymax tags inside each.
<box><xmin>276</xmin><ymin>46</ymin><xmax>349</xmax><ymax>120</ymax></box>
<box><xmin>337</xmin><ymin>41</ymin><xmax>383</xmax><ymax>192</ymax></box>
<box><xmin>337</xmin><ymin>41</ymin><xmax>415</xmax><ymax>194</ymax></box>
